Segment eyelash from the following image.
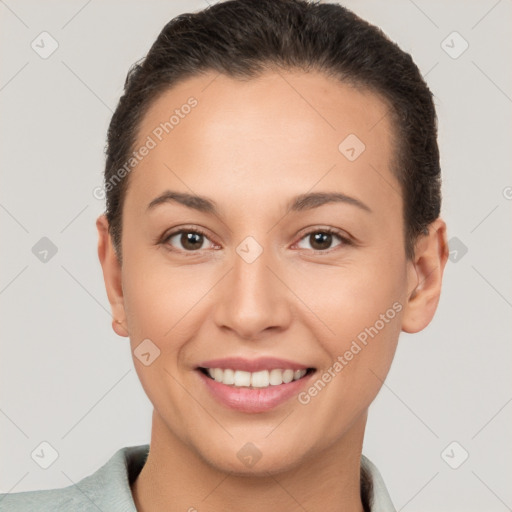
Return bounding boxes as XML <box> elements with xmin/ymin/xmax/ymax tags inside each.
<box><xmin>160</xmin><ymin>226</ymin><xmax>353</xmax><ymax>256</ymax></box>
<box><xmin>295</xmin><ymin>227</ymin><xmax>353</xmax><ymax>253</ymax></box>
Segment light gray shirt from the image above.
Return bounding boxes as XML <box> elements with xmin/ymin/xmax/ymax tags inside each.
<box><xmin>0</xmin><ymin>445</ymin><xmax>396</xmax><ymax>511</ymax></box>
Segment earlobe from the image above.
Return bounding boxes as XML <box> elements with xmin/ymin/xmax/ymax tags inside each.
<box><xmin>401</xmin><ymin>218</ymin><xmax>449</xmax><ymax>334</ymax></box>
<box><xmin>96</xmin><ymin>214</ymin><xmax>129</xmax><ymax>338</ymax></box>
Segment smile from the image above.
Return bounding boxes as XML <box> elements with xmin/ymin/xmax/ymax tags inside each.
<box><xmin>199</xmin><ymin>367</ymin><xmax>315</xmax><ymax>388</ymax></box>
<box><xmin>196</xmin><ymin>366</ymin><xmax>317</xmax><ymax>413</ymax></box>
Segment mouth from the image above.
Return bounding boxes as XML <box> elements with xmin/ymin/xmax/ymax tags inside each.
<box><xmin>193</xmin><ymin>356</ymin><xmax>318</xmax><ymax>413</ymax></box>
<box><xmin>195</xmin><ymin>365</ymin><xmax>317</xmax><ymax>413</ymax></box>
<box><xmin>197</xmin><ymin>366</ymin><xmax>316</xmax><ymax>389</ymax></box>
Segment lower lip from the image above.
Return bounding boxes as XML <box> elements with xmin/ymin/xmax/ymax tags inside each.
<box><xmin>196</xmin><ymin>369</ymin><xmax>315</xmax><ymax>413</ymax></box>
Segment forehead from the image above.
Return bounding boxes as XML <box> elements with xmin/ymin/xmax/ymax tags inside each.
<box><xmin>126</xmin><ymin>70</ymin><xmax>400</xmax><ymax>218</ymax></box>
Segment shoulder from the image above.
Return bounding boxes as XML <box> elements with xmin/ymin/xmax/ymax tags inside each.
<box><xmin>0</xmin><ymin>445</ymin><xmax>149</xmax><ymax>512</ymax></box>
<box><xmin>361</xmin><ymin>454</ymin><xmax>396</xmax><ymax>512</ymax></box>
<box><xmin>0</xmin><ymin>485</ymin><xmax>81</xmax><ymax>511</ymax></box>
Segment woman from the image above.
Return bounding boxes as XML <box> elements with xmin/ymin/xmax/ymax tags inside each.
<box><xmin>1</xmin><ymin>0</ymin><xmax>448</xmax><ymax>510</ymax></box>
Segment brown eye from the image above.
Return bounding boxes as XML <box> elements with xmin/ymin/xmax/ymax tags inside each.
<box><xmin>180</xmin><ymin>232</ymin><xmax>204</xmax><ymax>250</ymax></box>
<box><xmin>310</xmin><ymin>232</ymin><xmax>333</xmax><ymax>250</ymax></box>
<box><xmin>296</xmin><ymin>229</ymin><xmax>346</xmax><ymax>252</ymax></box>
<box><xmin>164</xmin><ymin>230</ymin><xmax>215</xmax><ymax>251</ymax></box>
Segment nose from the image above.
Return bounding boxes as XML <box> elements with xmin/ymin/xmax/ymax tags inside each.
<box><xmin>213</xmin><ymin>241</ymin><xmax>292</xmax><ymax>340</ymax></box>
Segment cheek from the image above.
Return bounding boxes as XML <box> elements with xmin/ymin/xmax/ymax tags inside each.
<box><xmin>294</xmin><ymin>253</ymin><xmax>406</xmax><ymax>334</ymax></box>
<box><xmin>123</xmin><ymin>268</ymin><xmax>198</xmax><ymax>340</ymax></box>
<box><xmin>289</xmin><ymin>251</ymin><xmax>406</xmax><ymax>389</ymax></box>
<box><xmin>121</xmin><ymin>247</ymin><xmax>222</xmax><ymax>364</ymax></box>
<box><xmin>295</xmin><ymin>266</ymin><xmax>404</xmax><ymax>422</ymax></box>
<box><xmin>121</xmin><ymin>233</ymin><xmax>187</xmax><ymax>331</ymax></box>
<box><xmin>120</xmin><ymin>258</ymin><xmax>201</xmax><ymax>408</ymax></box>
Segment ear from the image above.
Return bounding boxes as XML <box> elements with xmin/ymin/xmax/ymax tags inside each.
<box><xmin>401</xmin><ymin>217</ymin><xmax>449</xmax><ymax>333</ymax></box>
<box><xmin>96</xmin><ymin>214</ymin><xmax>129</xmax><ymax>337</ymax></box>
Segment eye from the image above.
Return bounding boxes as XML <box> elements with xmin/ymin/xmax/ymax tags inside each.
<box><xmin>163</xmin><ymin>228</ymin><xmax>218</xmax><ymax>252</ymax></box>
<box><xmin>295</xmin><ymin>228</ymin><xmax>350</xmax><ymax>252</ymax></box>
<box><xmin>160</xmin><ymin>227</ymin><xmax>351</xmax><ymax>254</ymax></box>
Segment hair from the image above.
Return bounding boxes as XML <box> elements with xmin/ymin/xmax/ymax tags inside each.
<box><xmin>103</xmin><ymin>0</ymin><xmax>441</xmax><ymax>264</ymax></box>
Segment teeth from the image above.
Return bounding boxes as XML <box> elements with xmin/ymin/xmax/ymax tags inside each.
<box><xmin>250</xmin><ymin>370</ymin><xmax>269</xmax><ymax>388</ymax></box>
<box><xmin>269</xmin><ymin>369</ymin><xmax>284</xmax><ymax>385</ymax></box>
<box><xmin>234</xmin><ymin>370</ymin><xmax>251</xmax><ymax>387</ymax></box>
<box><xmin>282</xmin><ymin>369</ymin><xmax>294</xmax><ymax>383</ymax></box>
<box><xmin>205</xmin><ymin>368</ymin><xmax>308</xmax><ymax>388</ymax></box>
<box><xmin>222</xmin><ymin>368</ymin><xmax>235</xmax><ymax>385</ymax></box>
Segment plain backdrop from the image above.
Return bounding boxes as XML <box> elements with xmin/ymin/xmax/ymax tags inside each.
<box><xmin>1</xmin><ymin>1</ymin><xmax>511</xmax><ymax>510</ymax></box>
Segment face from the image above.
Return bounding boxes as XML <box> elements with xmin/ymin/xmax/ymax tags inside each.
<box><xmin>97</xmin><ymin>70</ymin><xmax>447</xmax><ymax>475</ymax></box>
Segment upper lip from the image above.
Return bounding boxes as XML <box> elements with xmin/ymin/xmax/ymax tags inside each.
<box><xmin>197</xmin><ymin>357</ymin><xmax>313</xmax><ymax>373</ymax></box>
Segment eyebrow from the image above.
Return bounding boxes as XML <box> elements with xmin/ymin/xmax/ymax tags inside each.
<box><xmin>146</xmin><ymin>190</ymin><xmax>372</xmax><ymax>214</ymax></box>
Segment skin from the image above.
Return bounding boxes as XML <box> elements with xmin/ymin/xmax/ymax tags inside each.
<box><xmin>96</xmin><ymin>70</ymin><xmax>448</xmax><ymax>512</ymax></box>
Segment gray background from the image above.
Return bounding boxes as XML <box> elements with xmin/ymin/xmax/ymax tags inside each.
<box><xmin>1</xmin><ymin>1</ymin><xmax>511</xmax><ymax>510</ymax></box>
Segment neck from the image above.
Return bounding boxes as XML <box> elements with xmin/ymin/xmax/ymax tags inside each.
<box><xmin>132</xmin><ymin>410</ymin><xmax>368</xmax><ymax>512</ymax></box>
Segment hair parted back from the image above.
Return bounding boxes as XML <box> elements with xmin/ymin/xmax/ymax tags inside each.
<box><xmin>104</xmin><ymin>0</ymin><xmax>441</xmax><ymax>264</ymax></box>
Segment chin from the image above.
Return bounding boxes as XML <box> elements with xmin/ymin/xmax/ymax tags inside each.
<box><xmin>206</xmin><ymin>450</ymin><xmax>303</xmax><ymax>477</ymax></box>
<box><xmin>191</xmin><ymin>434</ymin><xmax>310</xmax><ymax>477</ymax></box>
